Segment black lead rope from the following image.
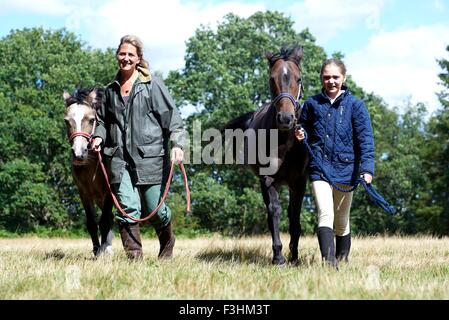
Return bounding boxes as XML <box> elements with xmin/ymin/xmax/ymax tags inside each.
<box><xmin>300</xmin><ymin>131</ymin><xmax>396</xmax><ymax>215</ymax></box>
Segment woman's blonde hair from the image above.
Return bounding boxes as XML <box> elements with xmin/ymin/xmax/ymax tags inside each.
<box><xmin>116</xmin><ymin>35</ymin><xmax>149</xmax><ymax>69</ymax></box>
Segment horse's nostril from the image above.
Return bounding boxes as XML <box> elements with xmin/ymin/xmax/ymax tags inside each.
<box><xmin>277</xmin><ymin>113</ymin><xmax>294</xmax><ymax>126</ymax></box>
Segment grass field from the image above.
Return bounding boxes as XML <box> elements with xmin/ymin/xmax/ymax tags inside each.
<box><xmin>1</xmin><ymin>235</ymin><xmax>449</xmax><ymax>300</ymax></box>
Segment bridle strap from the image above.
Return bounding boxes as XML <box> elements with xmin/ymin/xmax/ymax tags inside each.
<box><xmin>69</xmin><ymin>131</ymin><xmax>92</xmax><ymax>142</ymax></box>
<box><xmin>271</xmin><ymin>80</ymin><xmax>304</xmax><ymax>113</ymax></box>
<box><xmin>69</xmin><ymin>120</ymin><xmax>97</xmax><ymax>143</ymax></box>
<box><xmin>272</xmin><ymin>92</ymin><xmax>298</xmax><ymax>109</ymax></box>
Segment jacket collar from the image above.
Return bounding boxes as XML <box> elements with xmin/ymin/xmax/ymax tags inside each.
<box><xmin>319</xmin><ymin>85</ymin><xmax>350</xmax><ymax>104</ymax></box>
<box><xmin>109</xmin><ymin>66</ymin><xmax>152</xmax><ymax>88</ymax></box>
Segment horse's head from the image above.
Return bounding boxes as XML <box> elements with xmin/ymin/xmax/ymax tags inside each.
<box><xmin>63</xmin><ymin>88</ymin><xmax>101</xmax><ymax>164</ymax></box>
<box><xmin>266</xmin><ymin>45</ymin><xmax>304</xmax><ymax>131</ymax></box>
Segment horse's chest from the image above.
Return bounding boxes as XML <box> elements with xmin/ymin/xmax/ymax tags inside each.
<box><xmin>72</xmin><ymin>165</ymin><xmax>105</xmax><ymax>202</ymax></box>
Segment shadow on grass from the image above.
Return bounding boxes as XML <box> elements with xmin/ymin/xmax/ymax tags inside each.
<box><xmin>42</xmin><ymin>249</ymin><xmax>94</xmax><ymax>261</ymax></box>
<box><xmin>196</xmin><ymin>246</ymin><xmax>318</xmax><ymax>268</ymax></box>
<box><xmin>196</xmin><ymin>247</ymin><xmax>271</xmax><ymax>266</ymax></box>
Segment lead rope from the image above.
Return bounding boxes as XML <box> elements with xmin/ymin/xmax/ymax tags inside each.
<box><xmin>95</xmin><ymin>150</ymin><xmax>191</xmax><ymax>222</ymax></box>
<box><xmin>301</xmin><ymin>131</ymin><xmax>396</xmax><ymax>215</ymax></box>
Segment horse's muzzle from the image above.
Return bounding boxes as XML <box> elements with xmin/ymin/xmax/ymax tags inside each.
<box><xmin>277</xmin><ymin>113</ymin><xmax>296</xmax><ymax>130</ymax></box>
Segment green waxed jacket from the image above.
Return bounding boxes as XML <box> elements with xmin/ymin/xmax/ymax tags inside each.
<box><xmin>94</xmin><ymin>67</ymin><xmax>186</xmax><ymax>185</ymax></box>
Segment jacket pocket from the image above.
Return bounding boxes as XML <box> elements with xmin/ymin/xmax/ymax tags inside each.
<box><xmin>337</xmin><ymin>153</ymin><xmax>354</xmax><ymax>163</ymax></box>
<box><xmin>137</xmin><ymin>144</ymin><xmax>165</xmax><ymax>158</ymax></box>
<box><xmin>103</xmin><ymin>146</ymin><xmax>119</xmax><ymax>157</ymax></box>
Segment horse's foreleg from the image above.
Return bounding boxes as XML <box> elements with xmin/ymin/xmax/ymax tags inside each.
<box><xmin>288</xmin><ymin>181</ymin><xmax>306</xmax><ymax>262</ymax></box>
<box><xmin>261</xmin><ymin>177</ymin><xmax>285</xmax><ymax>265</ymax></box>
<box><xmin>98</xmin><ymin>194</ymin><xmax>114</xmax><ymax>255</ymax></box>
<box><xmin>81</xmin><ymin>196</ymin><xmax>100</xmax><ymax>256</ymax></box>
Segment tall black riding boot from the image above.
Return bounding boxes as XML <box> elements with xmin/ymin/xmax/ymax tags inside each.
<box><xmin>118</xmin><ymin>222</ymin><xmax>143</xmax><ymax>260</ymax></box>
<box><xmin>336</xmin><ymin>233</ymin><xmax>351</xmax><ymax>262</ymax></box>
<box><xmin>156</xmin><ymin>222</ymin><xmax>176</xmax><ymax>260</ymax></box>
<box><xmin>317</xmin><ymin>226</ymin><xmax>338</xmax><ymax>268</ymax></box>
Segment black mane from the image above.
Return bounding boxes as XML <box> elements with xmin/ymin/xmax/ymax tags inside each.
<box><xmin>65</xmin><ymin>87</ymin><xmax>104</xmax><ymax>110</ymax></box>
<box><xmin>267</xmin><ymin>44</ymin><xmax>303</xmax><ymax>67</ymax></box>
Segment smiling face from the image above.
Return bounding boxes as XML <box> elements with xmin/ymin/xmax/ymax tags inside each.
<box><xmin>321</xmin><ymin>63</ymin><xmax>346</xmax><ymax>98</ymax></box>
<box><xmin>116</xmin><ymin>42</ymin><xmax>140</xmax><ymax>74</ymax></box>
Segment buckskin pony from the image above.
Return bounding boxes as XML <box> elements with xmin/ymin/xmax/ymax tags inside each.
<box><xmin>224</xmin><ymin>45</ymin><xmax>309</xmax><ymax>265</ymax></box>
<box><xmin>63</xmin><ymin>88</ymin><xmax>113</xmax><ymax>257</ymax></box>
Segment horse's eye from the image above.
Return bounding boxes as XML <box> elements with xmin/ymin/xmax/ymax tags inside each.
<box><xmin>89</xmin><ymin>119</ymin><xmax>95</xmax><ymax>125</ymax></box>
<box><xmin>64</xmin><ymin>119</ymin><xmax>70</xmax><ymax>126</ymax></box>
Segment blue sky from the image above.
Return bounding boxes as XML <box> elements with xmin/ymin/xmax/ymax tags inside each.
<box><xmin>1</xmin><ymin>0</ymin><xmax>448</xmax><ymax>115</ymax></box>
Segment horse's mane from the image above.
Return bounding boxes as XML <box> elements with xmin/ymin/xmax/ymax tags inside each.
<box><xmin>65</xmin><ymin>87</ymin><xmax>104</xmax><ymax>110</ymax></box>
<box><xmin>267</xmin><ymin>44</ymin><xmax>303</xmax><ymax>68</ymax></box>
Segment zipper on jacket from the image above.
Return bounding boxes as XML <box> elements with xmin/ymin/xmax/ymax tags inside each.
<box><xmin>339</xmin><ymin>105</ymin><xmax>344</xmax><ymax>124</ymax></box>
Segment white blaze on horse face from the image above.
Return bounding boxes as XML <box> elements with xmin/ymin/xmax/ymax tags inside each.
<box><xmin>283</xmin><ymin>66</ymin><xmax>288</xmax><ymax>77</ymax></box>
<box><xmin>68</xmin><ymin>104</ymin><xmax>91</xmax><ymax>159</ymax></box>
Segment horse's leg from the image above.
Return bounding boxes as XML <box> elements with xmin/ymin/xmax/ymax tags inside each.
<box><xmin>260</xmin><ymin>177</ymin><xmax>285</xmax><ymax>265</ymax></box>
<box><xmin>81</xmin><ymin>195</ymin><xmax>100</xmax><ymax>256</ymax></box>
<box><xmin>288</xmin><ymin>179</ymin><xmax>307</xmax><ymax>263</ymax></box>
<box><xmin>98</xmin><ymin>194</ymin><xmax>114</xmax><ymax>255</ymax></box>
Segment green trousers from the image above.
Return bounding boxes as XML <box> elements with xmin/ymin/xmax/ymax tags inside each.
<box><xmin>113</xmin><ymin>167</ymin><xmax>171</xmax><ymax>229</ymax></box>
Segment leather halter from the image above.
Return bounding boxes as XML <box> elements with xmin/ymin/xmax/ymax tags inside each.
<box><xmin>271</xmin><ymin>79</ymin><xmax>304</xmax><ymax>124</ymax></box>
<box><xmin>69</xmin><ymin>119</ymin><xmax>97</xmax><ymax>144</ymax></box>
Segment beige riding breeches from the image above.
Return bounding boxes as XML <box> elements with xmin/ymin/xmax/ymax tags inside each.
<box><xmin>311</xmin><ymin>180</ymin><xmax>353</xmax><ymax>236</ymax></box>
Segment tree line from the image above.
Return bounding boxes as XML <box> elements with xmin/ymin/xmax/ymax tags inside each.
<box><xmin>0</xmin><ymin>11</ymin><xmax>448</xmax><ymax>236</ymax></box>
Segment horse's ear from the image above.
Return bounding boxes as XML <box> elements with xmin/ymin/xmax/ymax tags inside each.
<box><xmin>265</xmin><ymin>51</ymin><xmax>274</xmax><ymax>62</ymax></box>
<box><xmin>293</xmin><ymin>47</ymin><xmax>304</xmax><ymax>65</ymax></box>
<box><xmin>63</xmin><ymin>91</ymin><xmax>71</xmax><ymax>101</ymax></box>
<box><xmin>88</xmin><ymin>89</ymin><xmax>97</xmax><ymax>104</ymax></box>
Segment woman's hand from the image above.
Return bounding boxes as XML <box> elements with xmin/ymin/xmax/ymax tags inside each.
<box><xmin>362</xmin><ymin>173</ymin><xmax>373</xmax><ymax>184</ymax></box>
<box><xmin>171</xmin><ymin>147</ymin><xmax>184</xmax><ymax>163</ymax></box>
<box><xmin>91</xmin><ymin>137</ymin><xmax>103</xmax><ymax>151</ymax></box>
<box><xmin>294</xmin><ymin>127</ymin><xmax>305</xmax><ymax>141</ymax></box>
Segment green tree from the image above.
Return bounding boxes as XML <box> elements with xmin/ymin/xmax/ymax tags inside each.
<box><xmin>165</xmin><ymin>11</ymin><xmax>330</xmax><ymax>235</ymax></box>
<box><xmin>166</xmin><ymin>11</ymin><xmax>436</xmax><ymax>236</ymax></box>
<box><xmin>0</xmin><ymin>28</ymin><xmax>116</xmax><ymax>232</ymax></box>
<box><xmin>418</xmin><ymin>44</ymin><xmax>449</xmax><ymax>235</ymax></box>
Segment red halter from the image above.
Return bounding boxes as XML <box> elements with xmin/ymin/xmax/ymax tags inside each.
<box><xmin>69</xmin><ymin>120</ymin><xmax>97</xmax><ymax>143</ymax></box>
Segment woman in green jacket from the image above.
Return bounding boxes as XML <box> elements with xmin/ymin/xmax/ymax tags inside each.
<box><xmin>92</xmin><ymin>35</ymin><xmax>186</xmax><ymax>260</ymax></box>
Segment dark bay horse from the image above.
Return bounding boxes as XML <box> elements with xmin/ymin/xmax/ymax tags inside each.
<box><xmin>225</xmin><ymin>45</ymin><xmax>309</xmax><ymax>265</ymax></box>
<box><xmin>63</xmin><ymin>88</ymin><xmax>113</xmax><ymax>257</ymax></box>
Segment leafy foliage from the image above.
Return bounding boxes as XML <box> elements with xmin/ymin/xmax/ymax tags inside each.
<box><xmin>0</xmin><ymin>28</ymin><xmax>116</xmax><ymax>232</ymax></box>
<box><xmin>0</xmin><ymin>18</ymin><xmax>448</xmax><ymax>237</ymax></box>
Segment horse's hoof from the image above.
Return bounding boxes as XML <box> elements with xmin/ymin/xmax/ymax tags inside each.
<box><xmin>94</xmin><ymin>245</ymin><xmax>114</xmax><ymax>258</ymax></box>
<box><xmin>288</xmin><ymin>257</ymin><xmax>299</xmax><ymax>265</ymax></box>
<box><xmin>272</xmin><ymin>257</ymin><xmax>286</xmax><ymax>266</ymax></box>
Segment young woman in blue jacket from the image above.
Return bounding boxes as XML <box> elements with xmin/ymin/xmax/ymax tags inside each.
<box><xmin>295</xmin><ymin>58</ymin><xmax>375</xmax><ymax>267</ymax></box>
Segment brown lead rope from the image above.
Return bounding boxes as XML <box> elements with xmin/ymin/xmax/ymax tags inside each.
<box><xmin>95</xmin><ymin>150</ymin><xmax>191</xmax><ymax>222</ymax></box>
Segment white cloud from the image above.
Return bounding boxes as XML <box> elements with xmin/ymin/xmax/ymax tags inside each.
<box><xmin>346</xmin><ymin>24</ymin><xmax>449</xmax><ymax>115</ymax></box>
<box><xmin>287</xmin><ymin>0</ymin><xmax>388</xmax><ymax>43</ymax></box>
<box><xmin>433</xmin><ymin>0</ymin><xmax>446</xmax><ymax>11</ymax></box>
<box><xmin>3</xmin><ymin>0</ymin><xmax>448</xmax><ymax>116</ymax></box>
<box><xmin>0</xmin><ymin>0</ymin><xmax>71</xmax><ymax>15</ymax></box>
<box><xmin>63</xmin><ymin>0</ymin><xmax>265</xmax><ymax>76</ymax></box>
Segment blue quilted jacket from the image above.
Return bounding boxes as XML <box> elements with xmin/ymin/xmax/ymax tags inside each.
<box><xmin>299</xmin><ymin>86</ymin><xmax>375</xmax><ymax>185</ymax></box>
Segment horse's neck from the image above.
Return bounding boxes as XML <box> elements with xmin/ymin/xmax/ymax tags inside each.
<box><xmin>277</xmin><ymin>130</ymin><xmax>295</xmax><ymax>158</ymax></box>
<box><xmin>251</xmin><ymin>102</ymin><xmax>276</xmax><ymax>130</ymax></box>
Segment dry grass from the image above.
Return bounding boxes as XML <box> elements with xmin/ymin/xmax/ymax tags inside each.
<box><xmin>1</xmin><ymin>235</ymin><xmax>449</xmax><ymax>299</ymax></box>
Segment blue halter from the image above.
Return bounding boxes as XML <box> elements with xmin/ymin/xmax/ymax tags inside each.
<box><xmin>271</xmin><ymin>79</ymin><xmax>304</xmax><ymax>117</ymax></box>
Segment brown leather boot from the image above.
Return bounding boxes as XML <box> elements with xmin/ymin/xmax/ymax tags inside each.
<box><xmin>156</xmin><ymin>222</ymin><xmax>175</xmax><ymax>259</ymax></box>
<box><xmin>118</xmin><ymin>222</ymin><xmax>143</xmax><ymax>260</ymax></box>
